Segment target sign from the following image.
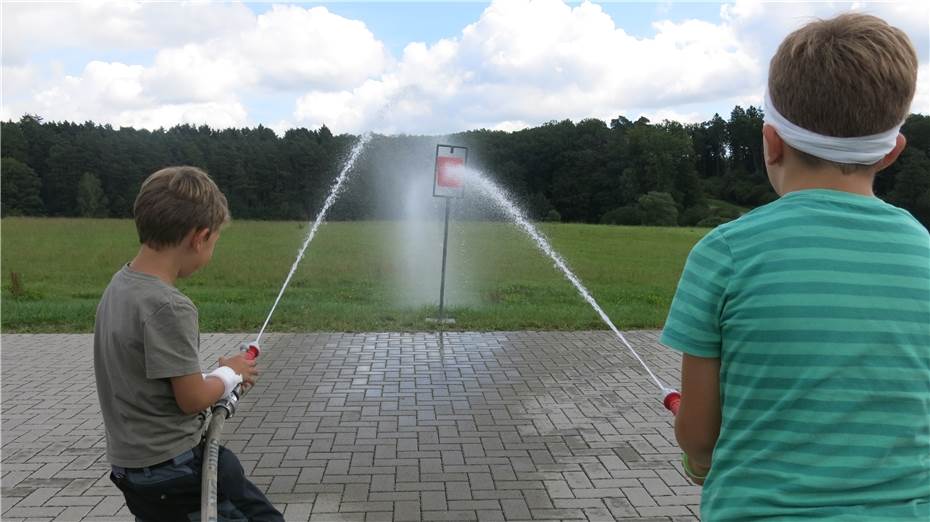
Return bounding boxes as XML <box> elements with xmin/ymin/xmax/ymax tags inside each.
<box><xmin>433</xmin><ymin>144</ymin><xmax>468</xmax><ymax>198</ymax></box>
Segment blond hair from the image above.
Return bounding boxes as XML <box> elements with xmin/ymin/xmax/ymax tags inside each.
<box><xmin>767</xmin><ymin>13</ymin><xmax>918</xmax><ymax>171</ymax></box>
<box><xmin>133</xmin><ymin>166</ymin><xmax>230</xmax><ymax>249</ymax></box>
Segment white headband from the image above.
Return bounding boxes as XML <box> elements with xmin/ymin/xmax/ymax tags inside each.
<box><xmin>763</xmin><ymin>91</ymin><xmax>903</xmax><ymax>165</ymax></box>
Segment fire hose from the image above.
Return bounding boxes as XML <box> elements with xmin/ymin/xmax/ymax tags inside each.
<box><xmin>200</xmin><ymin>342</ymin><xmax>261</xmax><ymax>522</ymax></box>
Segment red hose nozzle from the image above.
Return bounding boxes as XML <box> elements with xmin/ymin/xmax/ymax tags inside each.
<box><xmin>244</xmin><ymin>342</ymin><xmax>261</xmax><ymax>360</ymax></box>
<box><xmin>663</xmin><ymin>390</ymin><xmax>681</xmax><ymax>416</ymax></box>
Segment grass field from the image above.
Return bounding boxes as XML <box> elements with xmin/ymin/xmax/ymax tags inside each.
<box><xmin>1</xmin><ymin>218</ymin><xmax>708</xmax><ymax>333</ymax></box>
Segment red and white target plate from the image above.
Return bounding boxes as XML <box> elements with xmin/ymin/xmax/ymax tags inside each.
<box><xmin>433</xmin><ymin>144</ymin><xmax>468</xmax><ymax>198</ymax></box>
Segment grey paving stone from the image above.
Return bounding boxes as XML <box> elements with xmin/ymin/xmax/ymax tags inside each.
<box><xmin>637</xmin><ymin>505</ymin><xmax>695</xmax><ymax>517</ymax></box>
<box><xmin>309</xmin><ymin>513</ymin><xmax>362</xmax><ymax>522</ymax></box>
<box><xmin>421</xmin><ymin>490</ymin><xmax>446</xmax><ymax>511</ymax></box>
<box><xmin>394</xmin><ymin>499</ymin><xmax>421</xmax><ymax>522</ymax></box>
<box><xmin>529</xmin><ymin>507</ymin><xmax>586</xmax><ymax>519</ymax></box>
<box><xmin>366</xmin><ymin>511</ymin><xmax>394</xmax><ymax>522</ymax></box>
<box><xmin>282</xmin><ymin>502</ymin><xmax>313</xmax><ymax>522</ymax></box>
<box><xmin>1</xmin><ymin>331</ymin><xmax>697</xmax><ymax>521</ymax></box>
<box><xmin>500</xmin><ymin>498</ymin><xmax>531</xmax><ymax>519</ymax></box>
<box><xmin>584</xmin><ymin>506</ymin><xmax>616</xmax><ymax>522</ymax></box>
<box><xmin>311</xmin><ymin>492</ymin><xmax>341</xmax><ymax>513</ymax></box>
<box><xmin>623</xmin><ymin>486</ymin><xmax>659</xmax><ymax>507</ymax></box>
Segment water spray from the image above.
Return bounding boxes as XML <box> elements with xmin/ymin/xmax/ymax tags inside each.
<box><xmin>467</xmin><ymin>169</ymin><xmax>681</xmax><ymax>415</ymax></box>
<box><xmin>199</xmin><ymin>134</ymin><xmax>680</xmax><ymax>518</ymax></box>
<box><xmin>255</xmin><ymin>133</ymin><xmax>373</xmax><ymax>344</ymax></box>
<box><xmin>200</xmin><ymin>133</ymin><xmax>372</xmax><ymax>521</ymax></box>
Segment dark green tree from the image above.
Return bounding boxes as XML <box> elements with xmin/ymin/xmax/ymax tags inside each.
<box><xmin>887</xmin><ymin>148</ymin><xmax>930</xmax><ymax>228</ymax></box>
<box><xmin>77</xmin><ymin>172</ymin><xmax>109</xmax><ymax>217</ymax></box>
<box><xmin>1</xmin><ymin>109</ymin><xmax>926</xmax><ymax>230</ymax></box>
<box><xmin>1</xmin><ymin>157</ymin><xmax>45</xmax><ymax>216</ymax></box>
<box><xmin>1</xmin><ymin>121</ymin><xmax>28</xmax><ymax>162</ymax></box>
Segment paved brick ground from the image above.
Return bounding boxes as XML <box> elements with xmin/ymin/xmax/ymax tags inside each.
<box><xmin>1</xmin><ymin>332</ymin><xmax>700</xmax><ymax>521</ymax></box>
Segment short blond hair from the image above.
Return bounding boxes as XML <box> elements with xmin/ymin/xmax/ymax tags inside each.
<box><xmin>768</xmin><ymin>13</ymin><xmax>918</xmax><ymax>171</ymax></box>
<box><xmin>133</xmin><ymin>166</ymin><xmax>230</xmax><ymax>249</ymax></box>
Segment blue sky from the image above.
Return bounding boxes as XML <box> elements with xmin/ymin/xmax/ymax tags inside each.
<box><xmin>2</xmin><ymin>1</ymin><xmax>927</xmax><ymax>134</ymax></box>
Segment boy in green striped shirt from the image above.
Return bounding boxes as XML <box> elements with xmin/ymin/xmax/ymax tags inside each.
<box><xmin>662</xmin><ymin>13</ymin><xmax>929</xmax><ymax>521</ymax></box>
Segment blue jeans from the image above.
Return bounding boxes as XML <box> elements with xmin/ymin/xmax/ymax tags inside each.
<box><xmin>110</xmin><ymin>444</ymin><xmax>283</xmax><ymax>522</ymax></box>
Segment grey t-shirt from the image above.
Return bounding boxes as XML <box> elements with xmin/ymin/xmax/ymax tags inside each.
<box><xmin>94</xmin><ymin>264</ymin><xmax>206</xmax><ymax>467</ymax></box>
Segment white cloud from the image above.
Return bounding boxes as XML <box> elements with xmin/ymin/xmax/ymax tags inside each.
<box><xmin>295</xmin><ymin>89</ymin><xmax>367</xmax><ymax>132</ymax></box>
<box><xmin>721</xmin><ymin>1</ymin><xmax>929</xmax><ymax>62</ymax></box>
<box><xmin>241</xmin><ymin>5</ymin><xmax>390</xmax><ymax>91</ymax></box>
<box><xmin>491</xmin><ymin>120</ymin><xmax>532</xmax><ymax>132</ymax></box>
<box><xmin>638</xmin><ymin>109</ymin><xmax>705</xmax><ymax>125</ymax></box>
<box><xmin>3</xmin><ymin>3</ymin><xmax>388</xmax><ymax>130</ymax></box>
<box><xmin>291</xmin><ymin>0</ymin><xmax>761</xmax><ymax>133</ymax></box>
<box><xmin>143</xmin><ymin>45</ymin><xmax>251</xmax><ymax>104</ymax></box>
<box><xmin>1</xmin><ymin>2</ymin><xmax>255</xmax><ymax>65</ymax></box>
<box><xmin>23</xmin><ymin>61</ymin><xmax>247</xmax><ymax>129</ymax></box>
<box><xmin>460</xmin><ymin>0</ymin><xmax>758</xmax><ymax>110</ymax></box>
<box><xmin>718</xmin><ymin>1</ymin><xmax>929</xmax><ymax>119</ymax></box>
<box><xmin>33</xmin><ymin>62</ymin><xmax>146</xmax><ymax>113</ymax></box>
<box><xmin>3</xmin><ymin>0</ymin><xmax>927</xmax><ymax>134</ymax></box>
<box><xmin>295</xmin><ymin>77</ymin><xmax>402</xmax><ymax>132</ymax></box>
<box><xmin>1</xmin><ymin>64</ymin><xmax>38</xmax><ymax>98</ymax></box>
<box><xmin>116</xmin><ymin>102</ymin><xmax>249</xmax><ymax>130</ymax></box>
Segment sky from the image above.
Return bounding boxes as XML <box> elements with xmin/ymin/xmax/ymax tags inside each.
<box><xmin>2</xmin><ymin>1</ymin><xmax>928</xmax><ymax>136</ymax></box>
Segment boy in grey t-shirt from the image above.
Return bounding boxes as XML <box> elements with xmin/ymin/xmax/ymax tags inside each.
<box><xmin>94</xmin><ymin>166</ymin><xmax>283</xmax><ymax>521</ymax></box>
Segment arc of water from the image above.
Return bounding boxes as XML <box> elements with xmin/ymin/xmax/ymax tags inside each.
<box><xmin>252</xmin><ymin>84</ymin><xmax>419</xmax><ymax>345</ymax></box>
<box><xmin>468</xmin><ymin>170</ymin><xmax>675</xmax><ymax>396</ymax></box>
<box><xmin>254</xmin><ymin>133</ymin><xmax>372</xmax><ymax>343</ymax></box>
<box><xmin>205</xmin><ymin>133</ymin><xmax>375</xmax><ymax>522</ymax></box>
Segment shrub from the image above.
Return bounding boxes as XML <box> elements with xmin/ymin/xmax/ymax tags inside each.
<box><xmin>696</xmin><ymin>215</ymin><xmax>734</xmax><ymax>228</ymax></box>
<box><xmin>638</xmin><ymin>191</ymin><xmax>678</xmax><ymax>226</ymax></box>
<box><xmin>679</xmin><ymin>205</ymin><xmax>711</xmax><ymax>226</ymax></box>
<box><xmin>601</xmin><ymin>205</ymin><xmax>643</xmax><ymax>225</ymax></box>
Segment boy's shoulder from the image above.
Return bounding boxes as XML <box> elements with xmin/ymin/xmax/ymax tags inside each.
<box><xmin>102</xmin><ymin>265</ymin><xmax>196</xmax><ymax>319</ymax></box>
<box><xmin>714</xmin><ymin>190</ymin><xmax>927</xmax><ymax>237</ymax></box>
<box><xmin>694</xmin><ymin>191</ymin><xmax>929</xmax><ymax>263</ymax></box>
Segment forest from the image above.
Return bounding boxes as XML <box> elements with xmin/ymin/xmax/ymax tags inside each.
<box><xmin>2</xmin><ymin>109</ymin><xmax>928</xmax><ymax>229</ymax></box>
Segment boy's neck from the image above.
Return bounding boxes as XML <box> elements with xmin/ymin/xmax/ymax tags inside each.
<box><xmin>130</xmin><ymin>244</ymin><xmax>184</xmax><ymax>286</ymax></box>
<box><xmin>776</xmin><ymin>164</ymin><xmax>876</xmax><ymax>198</ymax></box>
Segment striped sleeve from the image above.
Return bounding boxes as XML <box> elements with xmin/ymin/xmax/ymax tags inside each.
<box><xmin>660</xmin><ymin>227</ymin><xmax>732</xmax><ymax>358</ymax></box>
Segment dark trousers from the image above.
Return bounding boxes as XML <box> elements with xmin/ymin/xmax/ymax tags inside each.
<box><xmin>110</xmin><ymin>444</ymin><xmax>283</xmax><ymax>522</ymax></box>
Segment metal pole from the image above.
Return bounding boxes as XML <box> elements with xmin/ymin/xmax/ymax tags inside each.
<box><xmin>438</xmin><ymin>197</ymin><xmax>452</xmax><ymax>321</ymax></box>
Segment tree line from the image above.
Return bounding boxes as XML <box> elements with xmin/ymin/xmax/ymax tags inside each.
<box><xmin>2</xmin><ymin>110</ymin><xmax>929</xmax><ymax>229</ymax></box>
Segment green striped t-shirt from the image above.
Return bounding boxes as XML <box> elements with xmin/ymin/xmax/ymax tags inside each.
<box><xmin>661</xmin><ymin>189</ymin><xmax>930</xmax><ymax>521</ymax></box>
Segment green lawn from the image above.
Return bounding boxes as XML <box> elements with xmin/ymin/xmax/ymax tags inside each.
<box><xmin>1</xmin><ymin>218</ymin><xmax>708</xmax><ymax>333</ymax></box>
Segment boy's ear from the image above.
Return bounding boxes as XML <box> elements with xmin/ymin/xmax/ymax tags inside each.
<box><xmin>190</xmin><ymin>228</ymin><xmax>212</xmax><ymax>250</ymax></box>
<box><xmin>874</xmin><ymin>133</ymin><xmax>907</xmax><ymax>173</ymax></box>
<box><xmin>762</xmin><ymin>124</ymin><xmax>784</xmax><ymax>165</ymax></box>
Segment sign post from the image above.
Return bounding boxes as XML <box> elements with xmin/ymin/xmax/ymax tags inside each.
<box><xmin>430</xmin><ymin>144</ymin><xmax>467</xmax><ymax>324</ymax></box>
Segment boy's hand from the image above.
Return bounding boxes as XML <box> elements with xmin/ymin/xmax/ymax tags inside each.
<box><xmin>218</xmin><ymin>354</ymin><xmax>258</xmax><ymax>390</ymax></box>
<box><xmin>682</xmin><ymin>453</ymin><xmax>711</xmax><ymax>486</ymax></box>
<box><xmin>675</xmin><ymin>354</ymin><xmax>721</xmax><ymax>486</ymax></box>
<box><xmin>689</xmin><ymin>462</ymin><xmax>711</xmax><ymax>486</ymax></box>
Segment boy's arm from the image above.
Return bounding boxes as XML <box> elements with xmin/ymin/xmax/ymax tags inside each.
<box><xmin>171</xmin><ymin>374</ymin><xmax>226</xmax><ymax>415</ymax></box>
<box><xmin>170</xmin><ymin>354</ymin><xmax>258</xmax><ymax>415</ymax></box>
<box><xmin>675</xmin><ymin>354</ymin><xmax>721</xmax><ymax>483</ymax></box>
<box><xmin>660</xmin><ymin>227</ymin><xmax>732</xmax><ymax>485</ymax></box>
